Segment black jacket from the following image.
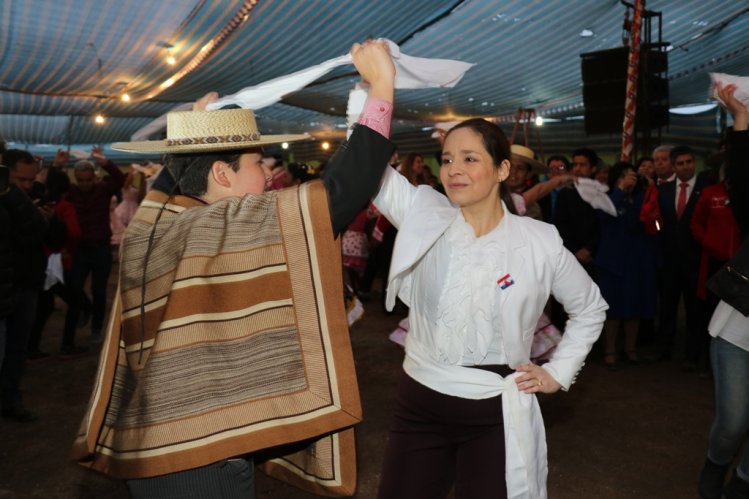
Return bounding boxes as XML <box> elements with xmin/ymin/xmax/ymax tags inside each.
<box><xmin>657</xmin><ymin>172</ymin><xmax>709</xmax><ymax>270</ymax></box>
<box><xmin>0</xmin><ymin>202</ymin><xmax>11</xmax><ymax>317</ymax></box>
<box><xmin>727</xmin><ymin>129</ymin><xmax>749</xmax><ymax>238</ymax></box>
<box><xmin>0</xmin><ymin>186</ymin><xmax>49</xmax><ymax>292</ymax></box>
<box><xmin>553</xmin><ymin>186</ymin><xmax>599</xmax><ymax>256</ymax></box>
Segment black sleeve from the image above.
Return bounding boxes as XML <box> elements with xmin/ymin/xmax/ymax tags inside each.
<box><xmin>0</xmin><ymin>185</ymin><xmax>48</xmax><ymax>246</ymax></box>
<box><xmin>102</xmin><ymin>160</ymin><xmax>127</xmax><ymax>194</ymax></box>
<box><xmin>726</xmin><ymin>128</ymin><xmax>749</xmax><ymax>237</ymax></box>
<box><xmin>321</xmin><ymin>125</ymin><xmax>394</xmax><ymax>236</ymax></box>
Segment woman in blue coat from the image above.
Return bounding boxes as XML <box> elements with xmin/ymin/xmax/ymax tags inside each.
<box><xmin>595</xmin><ymin>162</ymin><xmax>659</xmax><ymax>370</ymax></box>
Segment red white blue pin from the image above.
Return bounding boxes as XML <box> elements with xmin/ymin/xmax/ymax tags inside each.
<box><xmin>497</xmin><ymin>274</ymin><xmax>514</xmax><ymax>290</ymax></box>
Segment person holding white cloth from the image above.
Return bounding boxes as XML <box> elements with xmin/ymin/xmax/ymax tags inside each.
<box><xmin>374</xmin><ymin>118</ymin><xmax>607</xmax><ymax>498</ymax></box>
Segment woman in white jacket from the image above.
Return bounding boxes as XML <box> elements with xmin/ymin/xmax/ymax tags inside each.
<box><xmin>375</xmin><ymin>118</ymin><xmax>607</xmax><ymax>499</ymax></box>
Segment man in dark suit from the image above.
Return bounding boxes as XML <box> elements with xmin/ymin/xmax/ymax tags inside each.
<box><xmin>554</xmin><ymin>148</ymin><xmax>599</xmax><ymax>274</ymax></box>
<box><xmin>656</xmin><ymin>145</ymin><xmax>709</xmax><ymax>367</ymax></box>
<box><xmin>551</xmin><ymin>148</ymin><xmax>599</xmax><ymax>329</ymax></box>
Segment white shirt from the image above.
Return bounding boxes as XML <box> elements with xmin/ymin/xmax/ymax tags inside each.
<box><xmin>657</xmin><ymin>173</ymin><xmax>676</xmax><ymax>185</ymax></box>
<box><xmin>410</xmin><ymin>210</ymin><xmax>508</xmax><ymax>366</ymax></box>
<box><xmin>709</xmin><ymin>301</ymin><xmax>749</xmax><ymax>351</ymax></box>
<box><xmin>674</xmin><ymin>174</ymin><xmax>696</xmax><ymax>212</ymax></box>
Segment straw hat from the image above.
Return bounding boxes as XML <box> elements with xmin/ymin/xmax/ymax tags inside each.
<box><xmin>112</xmin><ymin>108</ymin><xmax>309</xmax><ymax>154</ymax></box>
<box><xmin>510</xmin><ymin>144</ymin><xmax>546</xmax><ymax>174</ymax></box>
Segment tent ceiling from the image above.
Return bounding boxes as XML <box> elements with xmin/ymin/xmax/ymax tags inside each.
<box><xmin>1</xmin><ymin>0</ymin><xmax>748</xmax><ymax>149</ymax></box>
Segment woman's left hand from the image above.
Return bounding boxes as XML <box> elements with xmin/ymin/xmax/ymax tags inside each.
<box><xmin>514</xmin><ymin>363</ymin><xmax>562</xmax><ymax>394</ymax></box>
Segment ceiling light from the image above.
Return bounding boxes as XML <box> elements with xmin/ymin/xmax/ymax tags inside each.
<box><xmin>281</xmin><ymin>142</ymin><xmax>289</xmax><ymax>150</ymax></box>
<box><xmin>167</xmin><ymin>55</ymin><xmax>176</xmax><ymax>65</ymax></box>
<box><xmin>580</xmin><ymin>29</ymin><xmax>594</xmax><ymax>38</ymax></box>
<box><xmin>121</xmin><ymin>93</ymin><xmax>130</xmax><ymax>102</ymax></box>
<box><xmin>321</xmin><ymin>141</ymin><xmax>330</xmax><ymax>151</ymax></box>
<box><xmin>668</xmin><ymin>103</ymin><xmax>718</xmax><ymax>115</ymax></box>
<box><xmin>535</xmin><ymin>116</ymin><xmax>544</xmax><ymax>126</ymax></box>
<box><xmin>94</xmin><ymin>114</ymin><xmax>105</xmax><ymax>125</ymax></box>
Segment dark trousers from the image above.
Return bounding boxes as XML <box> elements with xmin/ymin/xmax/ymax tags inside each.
<box><xmin>29</xmin><ymin>269</ymin><xmax>82</xmax><ymax>350</ymax></box>
<box><xmin>379</xmin><ymin>368</ymin><xmax>510</xmax><ymax>499</ymax></box>
<box><xmin>1</xmin><ymin>288</ymin><xmax>38</xmax><ymax>410</ymax></box>
<box><xmin>657</xmin><ymin>260</ymin><xmax>699</xmax><ymax>359</ymax></box>
<box><xmin>126</xmin><ymin>458</ymin><xmax>254</xmax><ymax>499</ymax></box>
<box><xmin>72</xmin><ymin>244</ymin><xmax>112</xmax><ymax>331</ymax></box>
<box><xmin>360</xmin><ymin>227</ymin><xmax>396</xmax><ymax>294</ymax></box>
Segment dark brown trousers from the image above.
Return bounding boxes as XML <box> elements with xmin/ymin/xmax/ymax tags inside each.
<box><xmin>378</xmin><ymin>366</ymin><xmax>512</xmax><ymax>499</ymax></box>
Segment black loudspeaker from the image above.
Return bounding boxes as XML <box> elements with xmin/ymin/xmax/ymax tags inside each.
<box><xmin>581</xmin><ymin>46</ymin><xmax>668</xmax><ymax>134</ymax></box>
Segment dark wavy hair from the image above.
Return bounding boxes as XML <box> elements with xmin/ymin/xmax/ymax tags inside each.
<box><xmin>607</xmin><ymin>161</ymin><xmax>634</xmax><ymax>192</ymax></box>
<box><xmin>443</xmin><ymin>118</ymin><xmax>517</xmax><ymax>214</ymax></box>
<box><xmin>165</xmin><ymin>147</ymin><xmax>262</xmax><ymax>196</ymax></box>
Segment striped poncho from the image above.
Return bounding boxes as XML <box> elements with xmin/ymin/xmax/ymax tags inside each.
<box><xmin>72</xmin><ymin>180</ymin><xmax>362</xmax><ymax>496</ymax></box>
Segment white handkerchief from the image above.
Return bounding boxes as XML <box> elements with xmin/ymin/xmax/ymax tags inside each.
<box><xmin>69</xmin><ymin>149</ymin><xmax>91</xmax><ymax>160</ymax></box>
<box><xmin>430</xmin><ymin>121</ymin><xmax>461</xmax><ymax>138</ymax></box>
<box><xmin>575</xmin><ymin>177</ymin><xmax>617</xmax><ymax>216</ymax></box>
<box><xmin>130</xmin><ymin>102</ymin><xmax>193</xmax><ymax>141</ymax></box>
<box><xmin>44</xmin><ymin>253</ymin><xmax>65</xmax><ymax>291</ymax></box>
<box><xmin>207</xmin><ymin>39</ymin><xmax>474</xmax><ymax>111</ymax></box>
<box><xmin>709</xmin><ymin>73</ymin><xmax>749</xmax><ymax>107</ymax></box>
<box><xmin>134</xmin><ymin>39</ymin><xmax>474</xmax><ymax>141</ymax></box>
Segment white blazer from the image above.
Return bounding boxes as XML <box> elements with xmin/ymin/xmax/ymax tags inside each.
<box><xmin>374</xmin><ymin>167</ymin><xmax>608</xmax><ymax>498</ymax></box>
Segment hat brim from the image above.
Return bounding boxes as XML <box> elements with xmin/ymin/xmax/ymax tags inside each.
<box><xmin>511</xmin><ymin>153</ymin><xmax>547</xmax><ymax>174</ymax></box>
<box><xmin>112</xmin><ymin>133</ymin><xmax>311</xmax><ymax>154</ymax></box>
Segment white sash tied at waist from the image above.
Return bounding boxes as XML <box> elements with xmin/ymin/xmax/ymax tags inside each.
<box><xmin>403</xmin><ymin>342</ymin><xmax>547</xmax><ymax>499</ymax></box>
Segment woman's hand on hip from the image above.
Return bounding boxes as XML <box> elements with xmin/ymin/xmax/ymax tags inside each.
<box><xmin>514</xmin><ymin>363</ymin><xmax>562</xmax><ymax>394</ymax></box>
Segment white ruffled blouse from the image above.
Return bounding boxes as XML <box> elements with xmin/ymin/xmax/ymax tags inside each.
<box><xmin>408</xmin><ymin>210</ymin><xmax>508</xmax><ymax>366</ymax></box>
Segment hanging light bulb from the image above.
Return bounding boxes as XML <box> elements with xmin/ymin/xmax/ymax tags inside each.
<box><xmin>281</xmin><ymin>142</ymin><xmax>289</xmax><ymax>150</ymax></box>
<box><xmin>535</xmin><ymin>115</ymin><xmax>544</xmax><ymax>127</ymax></box>
<box><xmin>321</xmin><ymin>141</ymin><xmax>331</xmax><ymax>151</ymax></box>
<box><xmin>94</xmin><ymin>114</ymin><xmax>105</xmax><ymax>125</ymax></box>
<box><xmin>121</xmin><ymin>93</ymin><xmax>131</xmax><ymax>102</ymax></box>
<box><xmin>167</xmin><ymin>54</ymin><xmax>176</xmax><ymax>65</ymax></box>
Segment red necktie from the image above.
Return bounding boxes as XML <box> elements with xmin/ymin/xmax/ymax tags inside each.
<box><xmin>676</xmin><ymin>182</ymin><xmax>688</xmax><ymax>219</ymax></box>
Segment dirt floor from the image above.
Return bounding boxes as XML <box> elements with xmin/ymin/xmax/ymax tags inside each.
<box><xmin>0</xmin><ymin>275</ymin><xmax>720</xmax><ymax>498</ymax></box>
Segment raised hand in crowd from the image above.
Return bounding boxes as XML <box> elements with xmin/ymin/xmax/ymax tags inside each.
<box><xmin>91</xmin><ymin>146</ymin><xmax>108</xmax><ymax>166</ymax></box>
<box><xmin>53</xmin><ymin>149</ymin><xmax>69</xmax><ymax>168</ymax></box>
<box><xmin>714</xmin><ymin>81</ymin><xmax>748</xmax><ymax>131</ymax></box>
<box><xmin>34</xmin><ymin>156</ymin><xmax>48</xmax><ymax>185</ymax></box>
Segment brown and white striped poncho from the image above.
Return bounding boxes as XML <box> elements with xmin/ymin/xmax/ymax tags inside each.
<box><xmin>71</xmin><ymin>180</ymin><xmax>362</xmax><ymax>496</ymax></box>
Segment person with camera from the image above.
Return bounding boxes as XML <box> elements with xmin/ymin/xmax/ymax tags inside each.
<box><xmin>0</xmin><ymin>149</ymin><xmax>49</xmax><ymax>422</ymax></box>
<box><xmin>595</xmin><ymin>163</ymin><xmax>660</xmax><ymax>370</ymax></box>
